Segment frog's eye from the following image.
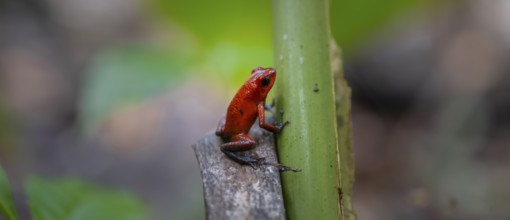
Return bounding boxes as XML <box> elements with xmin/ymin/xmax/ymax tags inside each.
<box><xmin>261</xmin><ymin>76</ymin><xmax>271</xmax><ymax>86</ymax></box>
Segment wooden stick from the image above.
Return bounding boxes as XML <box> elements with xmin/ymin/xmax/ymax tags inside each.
<box><xmin>193</xmin><ymin>126</ymin><xmax>286</xmax><ymax>220</ymax></box>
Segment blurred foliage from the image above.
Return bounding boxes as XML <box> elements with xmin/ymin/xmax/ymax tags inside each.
<box><xmin>80</xmin><ymin>45</ymin><xmax>190</xmax><ymax>132</ymax></box>
<box><xmin>148</xmin><ymin>0</ymin><xmax>273</xmax><ymax>84</ymax></box>
<box><xmin>148</xmin><ymin>0</ymin><xmax>272</xmax><ymax>48</ymax></box>
<box><xmin>0</xmin><ymin>168</ymin><xmax>19</xmax><ymax>220</ymax></box>
<box><xmin>330</xmin><ymin>0</ymin><xmax>441</xmax><ymax>55</ymax></box>
<box><xmin>26</xmin><ymin>177</ymin><xmax>147</xmax><ymax>220</ymax></box>
<box><xmin>1</xmin><ymin>167</ymin><xmax>146</xmax><ymax>220</ymax></box>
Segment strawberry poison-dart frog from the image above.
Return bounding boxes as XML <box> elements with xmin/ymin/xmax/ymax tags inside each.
<box><xmin>216</xmin><ymin>67</ymin><xmax>299</xmax><ymax>172</ymax></box>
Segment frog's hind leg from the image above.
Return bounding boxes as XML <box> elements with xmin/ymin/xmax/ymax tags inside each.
<box><xmin>261</xmin><ymin>161</ymin><xmax>301</xmax><ymax>172</ymax></box>
<box><xmin>220</xmin><ymin>133</ymin><xmax>263</xmax><ymax>169</ymax></box>
<box><xmin>215</xmin><ymin>116</ymin><xmax>226</xmax><ymax>136</ymax></box>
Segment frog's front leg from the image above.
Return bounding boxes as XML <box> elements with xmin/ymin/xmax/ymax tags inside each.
<box><xmin>264</xmin><ymin>98</ymin><xmax>275</xmax><ymax>112</ymax></box>
<box><xmin>257</xmin><ymin>103</ymin><xmax>289</xmax><ymax>134</ymax></box>
<box><xmin>220</xmin><ymin>133</ymin><xmax>264</xmax><ymax>169</ymax></box>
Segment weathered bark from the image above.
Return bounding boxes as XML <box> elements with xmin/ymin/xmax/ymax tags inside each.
<box><xmin>193</xmin><ymin>125</ymin><xmax>286</xmax><ymax>220</ymax></box>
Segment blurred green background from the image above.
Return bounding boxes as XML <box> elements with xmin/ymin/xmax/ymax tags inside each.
<box><xmin>1</xmin><ymin>0</ymin><xmax>510</xmax><ymax>219</ymax></box>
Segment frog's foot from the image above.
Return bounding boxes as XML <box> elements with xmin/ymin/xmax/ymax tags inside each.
<box><xmin>271</xmin><ymin>110</ymin><xmax>289</xmax><ymax>132</ymax></box>
<box><xmin>274</xmin><ymin>120</ymin><xmax>290</xmax><ymax>133</ymax></box>
<box><xmin>262</xmin><ymin>161</ymin><xmax>301</xmax><ymax>172</ymax></box>
<box><xmin>221</xmin><ymin>150</ymin><xmax>265</xmax><ymax>170</ymax></box>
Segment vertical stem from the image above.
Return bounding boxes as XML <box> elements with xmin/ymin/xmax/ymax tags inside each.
<box><xmin>273</xmin><ymin>0</ymin><xmax>344</xmax><ymax>219</ymax></box>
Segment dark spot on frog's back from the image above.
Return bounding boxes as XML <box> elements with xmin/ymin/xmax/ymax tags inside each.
<box><xmin>239</xmin><ymin>109</ymin><xmax>244</xmax><ymax>115</ymax></box>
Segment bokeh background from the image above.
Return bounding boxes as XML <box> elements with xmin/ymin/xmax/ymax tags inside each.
<box><xmin>1</xmin><ymin>0</ymin><xmax>510</xmax><ymax>219</ymax></box>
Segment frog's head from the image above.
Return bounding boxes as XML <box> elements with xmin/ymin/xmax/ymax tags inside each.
<box><xmin>250</xmin><ymin>67</ymin><xmax>276</xmax><ymax>98</ymax></box>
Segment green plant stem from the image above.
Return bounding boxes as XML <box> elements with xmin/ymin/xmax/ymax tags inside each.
<box><xmin>273</xmin><ymin>0</ymin><xmax>353</xmax><ymax>219</ymax></box>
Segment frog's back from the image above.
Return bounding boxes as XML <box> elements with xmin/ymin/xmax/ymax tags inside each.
<box><xmin>222</xmin><ymin>95</ymin><xmax>258</xmax><ymax>137</ymax></box>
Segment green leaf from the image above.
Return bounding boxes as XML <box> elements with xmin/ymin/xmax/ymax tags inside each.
<box><xmin>26</xmin><ymin>177</ymin><xmax>147</xmax><ymax>220</ymax></box>
<box><xmin>0</xmin><ymin>167</ymin><xmax>19</xmax><ymax>220</ymax></box>
<box><xmin>79</xmin><ymin>45</ymin><xmax>189</xmax><ymax>132</ymax></box>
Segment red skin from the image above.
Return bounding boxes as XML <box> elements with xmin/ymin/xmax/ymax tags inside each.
<box><xmin>216</xmin><ymin>67</ymin><xmax>297</xmax><ymax>172</ymax></box>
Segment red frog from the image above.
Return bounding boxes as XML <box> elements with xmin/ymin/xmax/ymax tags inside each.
<box><xmin>216</xmin><ymin>67</ymin><xmax>299</xmax><ymax>172</ymax></box>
